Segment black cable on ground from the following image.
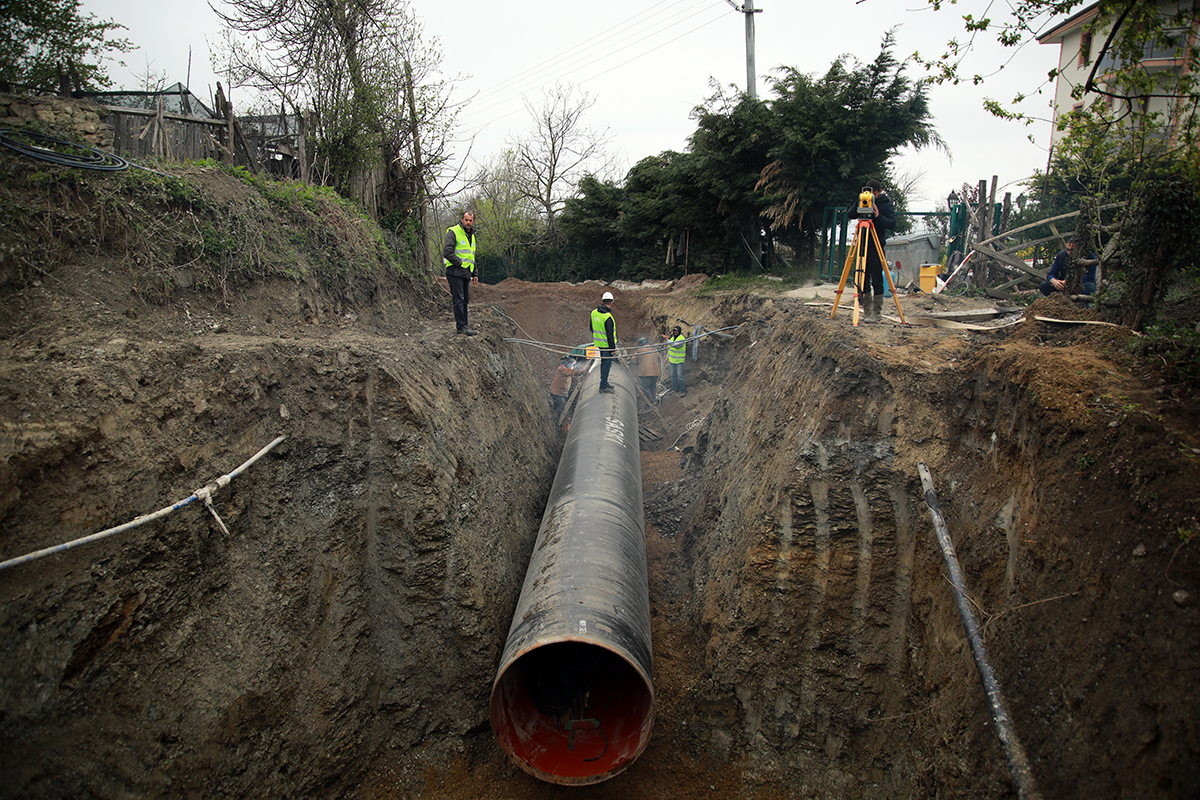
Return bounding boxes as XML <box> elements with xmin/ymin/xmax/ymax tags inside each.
<box><xmin>0</xmin><ymin>128</ymin><xmax>129</xmax><ymax>171</ymax></box>
<box><xmin>917</xmin><ymin>462</ymin><xmax>1043</xmax><ymax>800</ymax></box>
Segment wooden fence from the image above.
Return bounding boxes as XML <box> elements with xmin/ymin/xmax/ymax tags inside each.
<box><xmin>104</xmin><ymin>106</ymin><xmax>224</xmax><ymax>163</ymax></box>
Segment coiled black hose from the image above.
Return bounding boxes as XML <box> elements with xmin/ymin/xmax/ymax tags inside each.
<box><xmin>0</xmin><ymin>127</ymin><xmax>129</xmax><ymax>171</ymax></box>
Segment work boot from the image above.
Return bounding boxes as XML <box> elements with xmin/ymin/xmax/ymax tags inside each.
<box><xmin>871</xmin><ymin>295</ymin><xmax>884</xmax><ymax>322</ymax></box>
<box><xmin>860</xmin><ymin>297</ymin><xmax>878</xmax><ymax>323</ymax></box>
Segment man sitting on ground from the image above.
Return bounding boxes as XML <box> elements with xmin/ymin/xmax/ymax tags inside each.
<box><xmin>1040</xmin><ymin>241</ymin><xmax>1097</xmax><ymax>298</ymax></box>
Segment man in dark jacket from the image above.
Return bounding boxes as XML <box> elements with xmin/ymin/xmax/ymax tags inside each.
<box><xmin>850</xmin><ymin>179</ymin><xmax>896</xmax><ymax>323</ymax></box>
<box><xmin>1040</xmin><ymin>241</ymin><xmax>1098</xmax><ymax>297</ymax></box>
<box><xmin>443</xmin><ymin>211</ymin><xmax>478</xmax><ymax>335</ymax></box>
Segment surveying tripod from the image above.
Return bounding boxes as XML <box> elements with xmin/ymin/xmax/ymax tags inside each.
<box><xmin>830</xmin><ymin>218</ymin><xmax>907</xmax><ymax>326</ymax></box>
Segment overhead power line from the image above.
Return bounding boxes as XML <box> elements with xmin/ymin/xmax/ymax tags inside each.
<box><xmin>462</xmin><ymin>0</ymin><xmax>726</xmax><ymax>123</ymax></box>
<box><xmin>472</xmin><ymin>0</ymin><xmax>708</xmax><ymax>102</ymax></box>
<box><xmin>456</xmin><ymin>1</ymin><xmax>733</xmax><ymax>138</ymax></box>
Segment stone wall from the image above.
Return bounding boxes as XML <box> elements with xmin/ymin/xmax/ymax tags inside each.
<box><xmin>0</xmin><ymin>93</ymin><xmax>113</xmax><ymax>148</ymax></box>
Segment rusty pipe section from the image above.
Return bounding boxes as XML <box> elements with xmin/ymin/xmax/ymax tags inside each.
<box><xmin>490</xmin><ymin>361</ymin><xmax>654</xmax><ymax>785</ymax></box>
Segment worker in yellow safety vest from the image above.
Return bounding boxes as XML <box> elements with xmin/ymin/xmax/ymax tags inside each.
<box><xmin>591</xmin><ymin>291</ymin><xmax>617</xmax><ymax>394</ymax></box>
<box><xmin>443</xmin><ymin>211</ymin><xmax>478</xmax><ymax>335</ymax></box>
<box><xmin>666</xmin><ymin>325</ymin><xmax>687</xmax><ymax>397</ymax></box>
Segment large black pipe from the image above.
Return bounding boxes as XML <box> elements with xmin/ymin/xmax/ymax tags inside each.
<box><xmin>490</xmin><ymin>359</ymin><xmax>654</xmax><ymax>785</ymax></box>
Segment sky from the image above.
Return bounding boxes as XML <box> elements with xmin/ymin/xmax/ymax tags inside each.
<box><xmin>80</xmin><ymin>0</ymin><xmax>1067</xmax><ymax>209</ymax></box>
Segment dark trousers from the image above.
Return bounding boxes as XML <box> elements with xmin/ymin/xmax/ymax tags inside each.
<box><xmin>448</xmin><ymin>274</ymin><xmax>470</xmax><ymax>329</ymax></box>
<box><xmin>639</xmin><ymin>376</ymin><xmax>657</xmax><ymax>400</ymax></box>
<box><xmin>669</xmin><ymin>362</ymin><xmax>686</xmax><ymax>394</ymax></box>
<box><xmin>859</xmin><ymin>252</ymin><xmax>884</xmax><ymax>296</ymax></box>
<box><xmin>855</xmin><ymin>227</ymin><xmax>885</xmax><ymax>296</ymax></box>
<box><xmin>599</xmin><ymin>350</ymin><xmax>614</xmax><ymax>388</ymax></box>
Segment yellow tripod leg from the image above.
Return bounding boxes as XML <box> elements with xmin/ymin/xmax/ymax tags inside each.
<box><xmin>830</xmin><ymin>230</ymin><xmax>859</xmax><ymax>319</ymax></box>
<box><xmin>854</xmin><ymin>226</ymin><xmax>870</xmax><ymax>326</ymax></box>
<box><xmin>870</xmin><ymin>227</ymin><xmax>906</xmax><ymax>325</ymax></box>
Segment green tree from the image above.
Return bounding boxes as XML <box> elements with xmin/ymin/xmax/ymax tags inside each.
<box><xmin>1024</xmin><ymin>99</ymin><xmax>1198</xmax><ymax>328</ymax></box>
<box><xmin>689</xmin><ymin>89</ymin><xmax>779</xmax><ymax>270</ymax></box>
<box><xmin>560</xmin><ymin>173</ymin><xmax>625</xmax><ymax>273</ymax></box>
<box><xmin>931</xmin><ymin>1</ymin><xmax>1200</xmax><ymax>327</ymax></box>
<box><xmin>558</xmin><ymin>40</ymin><xmax>942</xmax><ymax>278</ymax></box>
<box><xmin>471</xmin><ymin>150</ymin><xmax>545</xmax><ymax>278</ymax></box>
<box><xmin>0</xmin><ymin>0</ymin><xmax>132</xmax><ymax>94</ymax></box>
<box><xmin>756</xmin><ymin>36</ymin><xmax>942</xmax><ymax>259</ymax></box>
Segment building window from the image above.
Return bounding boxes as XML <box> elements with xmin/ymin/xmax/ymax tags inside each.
<box><xmin>1078</xmin><ymin>31</ymin><xmax>1093</xmax><ymax>66</ymax></box>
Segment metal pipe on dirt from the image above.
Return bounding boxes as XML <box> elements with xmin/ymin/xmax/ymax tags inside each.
<box><xmin>917</xmin><ymin>463</ymin><xmax>1043</xmax><ymax>800</ymax></box>
<box><xmin>490</xmin><ymin>362</ymin><xmax>654</xmax><ymax>786</ymax></box>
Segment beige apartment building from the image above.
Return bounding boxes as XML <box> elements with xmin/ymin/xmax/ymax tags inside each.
<box><xmin>1037</xmin><ymin>0</ymin><xmax>1198</xmax><ymax>151</ymax></box>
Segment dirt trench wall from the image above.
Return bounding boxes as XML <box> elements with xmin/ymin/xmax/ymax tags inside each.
<box><xmin>0</xmin><ymin>312</ymin><xmax>559</xmax><ymax>798</ymax></box>
<box><xmin>669</xmin><ymin>315</ymin><xmax>945</xmax><ymax>797</ymax></box>
<box><xmin>659</xmin><ymin>310</ymin><xmax>1199</xmax><ymax>798</ymax></box>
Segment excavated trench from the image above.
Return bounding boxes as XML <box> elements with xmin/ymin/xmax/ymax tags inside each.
<box><xmin>1</xmin><ymin>285</ymin><xmax>1196</xmax><ymax>800</ymax></box>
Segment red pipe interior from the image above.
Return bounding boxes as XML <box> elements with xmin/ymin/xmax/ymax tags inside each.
<box><xmin>490</xmin><ymin>641</ymin><xmax>654</xmax><ymax>785</ymax></box>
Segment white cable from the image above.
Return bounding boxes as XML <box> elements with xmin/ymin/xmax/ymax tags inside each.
<box><xmin>0</xmin><ymin>435</ymin><xmax>287</xmax><ymax>572</ymax></box>
<box><xmin>503</xmin><ymin>324</ymin><xmax>740</xmax><ymax>357</ymax></box>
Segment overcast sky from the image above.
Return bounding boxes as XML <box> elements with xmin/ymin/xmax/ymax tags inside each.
<box><xmin>80</xmin><ymin>0</ymin><xmax>1066</xmax><ymax>208</ymax></box>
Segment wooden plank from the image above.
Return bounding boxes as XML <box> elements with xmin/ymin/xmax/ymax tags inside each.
<box><xmin>917</xmin><ymin>308</ymin><xmax>1020</xmax><ymax>322</ymax></box>
<box><xmin>895</xmin><ymin>316</ymin><xmax>1024</xmax><ymax>331</ymax></box>
<box><xmin>1034</xmin><ymin>316</ymin><xmax>1125</xmax><ymax>328</ymax></box>
<box><xmin>638</xmin><ymin>425</ymin><xmax>662</xmax><ymax>441</ymax></box>
<box><xmin>973</xmin><ymin>202</ymin><xmax>1126</xmax><ymax>248</ymax></box>
<box><xmin>102</xmin><ymin>105</ymin><xmax>224</xmax><ymax>126</ymax></box>
<box><xmin>994</xmin><ymin>275</ymin><xmax>1034</xmax><ymax>291</ymax></box>
<box><xmin>972</xmin><ymin>243</ymin><xmax>1046</xmax><ymax>279</ymax></box>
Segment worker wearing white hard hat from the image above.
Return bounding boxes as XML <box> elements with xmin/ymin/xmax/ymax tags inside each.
<box><xmin>591</xmin><ymin>291</ymin><xmax>618</xmax><ymax>394</ymax></box>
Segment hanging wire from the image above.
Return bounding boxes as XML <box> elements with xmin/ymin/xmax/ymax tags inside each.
<box><xmin>503</xmin><ymin>324</ymin><xmax>741</xmax><ymax>359</ymax></box>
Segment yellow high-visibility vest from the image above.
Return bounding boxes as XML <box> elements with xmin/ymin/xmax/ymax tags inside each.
<box><xmin>668</xmin><ymin>333</ymin><xmax>687</xmax><ymax>364</ymax></box>
<box><xmin>443</xmin><ymin>224</ymin><xmax>475</xmax><ymax>274</ymax></box>
<box><xmin>592</xmin><ymin>308</ymin><xmax>615</xmax><ymax>350</ymax></box>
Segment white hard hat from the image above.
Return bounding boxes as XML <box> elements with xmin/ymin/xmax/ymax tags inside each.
<box><xmin>601</xmin><ymin>291</ymin><xmax>614</xmax><ymax>301</ymax></box>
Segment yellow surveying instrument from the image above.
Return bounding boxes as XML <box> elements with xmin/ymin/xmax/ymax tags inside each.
<box><xmin>830</xmin><ymin>188</ymin><xmax>906</xmax><ymax>326</ymax></box>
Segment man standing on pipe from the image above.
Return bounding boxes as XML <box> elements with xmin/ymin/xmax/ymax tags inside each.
<box><xmin>592</xmin><ymin>291</ymin><xmax>618</xmax><ymax>394</ymax></box>
<box><xmin>444</xmin><ymin>210</ymin><xmax>479</xmax><ymax>335</ymax></box>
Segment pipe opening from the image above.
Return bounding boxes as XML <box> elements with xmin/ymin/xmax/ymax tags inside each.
<box><xmin>490</xmin><ymin>640</ymin><xmax>654</xmax><ymax>785</ymax></box>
